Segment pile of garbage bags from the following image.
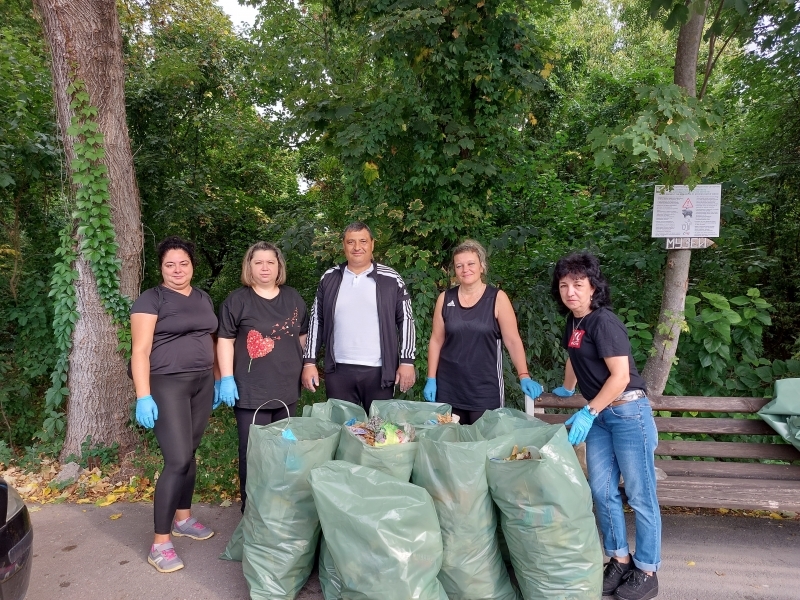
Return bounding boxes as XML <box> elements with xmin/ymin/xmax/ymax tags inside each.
<box><xmin>222</xmin><ymin>399</ymin><xmax>602</xmax><ymax>600</ymax></box>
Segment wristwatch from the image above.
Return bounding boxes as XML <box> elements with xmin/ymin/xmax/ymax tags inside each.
<box><xmin>587</xmin><ymin>406</ymin><xmax>599</xmax><ymax>417</ymax></box>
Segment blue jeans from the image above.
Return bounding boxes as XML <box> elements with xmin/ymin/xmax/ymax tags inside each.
<box><xmin>585</xmin><ymin>397</ymin><xmax>662</xmax><ymax>572</ymax></box>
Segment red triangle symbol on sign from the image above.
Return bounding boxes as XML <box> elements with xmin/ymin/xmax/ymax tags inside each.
<box><xmin>682</xmin><ymin>198</ymin><xmax>694</xmax><ymax>208</ymax></box>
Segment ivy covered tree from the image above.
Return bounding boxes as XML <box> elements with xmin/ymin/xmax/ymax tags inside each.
<box><xmin>32</xmin><ymin>0</ymin><xmax>143</xmax><ymax>458</ymax></box>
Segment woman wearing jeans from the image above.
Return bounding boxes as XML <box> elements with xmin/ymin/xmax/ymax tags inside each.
<box><xmin>551</xmin><ymin>252</ymin><xmax>661</xmax><ymax>600</ymax></box>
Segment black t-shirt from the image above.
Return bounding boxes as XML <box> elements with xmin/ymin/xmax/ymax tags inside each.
<box><xmin>218</xmin><ymin>286</ymin><xmax>309</xmax><ymax>409</ymax></box>
<box><xmin>562</xmin><ymin>307</ymin><xmax>647</xmax><ymax>401</ymax></box>
<box><xmin>130</xmin><ymin>286</ymin><xmax>218</xmax><ymax>374</ymax></box>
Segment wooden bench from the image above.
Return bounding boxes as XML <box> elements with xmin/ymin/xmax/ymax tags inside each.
<box><xmin>532</xmin><ymin>394</ymin><xmax>800</xmax><ymax>512</ymax></box>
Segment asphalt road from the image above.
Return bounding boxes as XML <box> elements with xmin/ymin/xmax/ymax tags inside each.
<box><xmin>27</xmin><ymin>502</ymin><xmax>800</xmax><ymax>599</ymax></box>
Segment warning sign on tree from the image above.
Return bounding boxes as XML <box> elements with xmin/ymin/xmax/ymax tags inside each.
<box><xmin>651</xmin><ymin>184</ymin><xmax>721</xmax><ymax>238</ymax></box>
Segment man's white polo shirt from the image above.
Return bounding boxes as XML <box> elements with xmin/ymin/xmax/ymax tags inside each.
<box><xmin>333</xmin><ymin>264</ymin><xmax>382</xmax><ymax>366</ymax></box>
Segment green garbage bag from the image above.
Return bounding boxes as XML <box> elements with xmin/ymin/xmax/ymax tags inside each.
<box><xmin>485</xmin><ymin>423</ymin><xmax>602</xmax><ymax>600</ymax></box>
<box><xmin>309</xmin><ymin>461</ymin><xmax>449</xmax><ymax>600</ymax></box>
<box><xmin>219</xmin><ymin>519</ymin><xmax>244</xmax><ymax>561</ymax></box>
<box><xmin>229</xmin><ymin>417</ymin><xmax>341</xmax><ymax>599</ymax></box>
<box><xmin>302</xmin><ymin>398</ymin><xmax>368</xmax><ymax>424</ymax></box>
<box><xmin>475</xmin><ymin>407</ymin><xmax>548</xmax><ymax>439</ymax></box>
<box><xmin>758</xmin><ymin>378</ymin><xmax>800</xmax><ymax>451</ymax></box>
<box><xmin>320</xmin><ymin>423</ymin><xmax>419</xmax><ymax>599</ymax></box>
<box><xmin>369</xmin><ymin>399</ymin><xmax>452</xmax><ymax>425</ymax></box>
<box><xmin>475</xmin><ymin>408</ymin><xmax>549</xmax><ymax>569</ymax></box>
<box><xmin>412</xmin><ymin>424</ymin><xmax>519</xmax><ymax>600</ymax></box>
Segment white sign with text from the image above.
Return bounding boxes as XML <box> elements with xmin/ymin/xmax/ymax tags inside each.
<box><xmin>651</xmin><ymin>184</ymin><xmax>721</xmax><ymax>238</ymax></box>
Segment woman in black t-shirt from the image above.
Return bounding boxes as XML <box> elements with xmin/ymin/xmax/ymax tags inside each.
<box><xmin>217</xmin><ymin>241</ymin><xmax>308</xmax><ymax>512</ymax></box>
<box><xmin>424</xmin><ymin>239</ymin><xmax>542</xmax><ymax>424</ymax></box>
<box><xmin>551</xmin><ymin>252</ymin><xmax>661</xmax><ymax>600</ymax></box>
<box><xmin>130</xmin><ymin>237</ymin><xmax>219</xmax><ymax>574</ymax></box>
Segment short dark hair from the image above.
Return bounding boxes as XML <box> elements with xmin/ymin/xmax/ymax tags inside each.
<box><xmin>550</xmin><ymin>252</ymin><xmax>612</xmax><ymax>314</ymax></box>
<box><xmin>157</xmin><ymin>236</ymin><xmax>196</xmax><ymax>267</ymax></box>
<box><xmin>342</xmin><ymin>221</ymin><xmax>373</xmax><ymax>240</ymax></box>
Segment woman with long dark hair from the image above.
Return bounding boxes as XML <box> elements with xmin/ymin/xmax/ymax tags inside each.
<box><xmin>551</xmin><ymin>252</ymin><xmax>661</xmax><ymax>600</ymax></box>
<box><xmin>130</xmin><ymin>236</ymin><xmax>220</xmax><ymax>573</ymax></box>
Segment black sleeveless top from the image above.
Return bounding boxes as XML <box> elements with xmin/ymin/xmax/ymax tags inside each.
<box><xmin>436</xmin><ymin>285</ymin><xmax>504</xmax><ymax>410</ymax></box>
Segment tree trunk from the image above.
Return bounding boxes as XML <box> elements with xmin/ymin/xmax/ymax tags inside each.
<box><xmin>642</xmin><ymin>2</ymin><xmax>708</xmax><ymax>396</ymax></box>
<box><xmin>33</xmin><ymin>0</ymin><xmax>143</xmax><ymax>459</ymax></box>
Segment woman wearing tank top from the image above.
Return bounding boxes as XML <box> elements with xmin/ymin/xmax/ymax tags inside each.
<box><xmin>423</xmin><ymin>240</ymin><xmax>543</xmax><ymax>424</ymax></box>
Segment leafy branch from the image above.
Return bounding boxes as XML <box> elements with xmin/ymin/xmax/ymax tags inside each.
<box><xmin>588</xmin><ymin>83</ymin><xmax>725</xmax><ymax>187</ymax></box>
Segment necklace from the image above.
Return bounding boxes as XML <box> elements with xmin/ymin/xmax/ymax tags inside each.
<box><xmin>573</xmin><ymin>312</ymin><xmax>590</xmax><ymax>332</ymax></box>
<box><xmin>458</xmin><ymin>283</ymin><xmax>486</xmax><ymax>308</ymax></box>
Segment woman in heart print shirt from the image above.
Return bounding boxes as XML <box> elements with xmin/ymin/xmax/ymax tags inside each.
<box><xmin>217</xmin><ymin>242</ymin><xmax>308</xmax><ymax>512</ymax></box>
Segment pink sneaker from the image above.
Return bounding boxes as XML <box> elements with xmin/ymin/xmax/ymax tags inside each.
<box><xmin>148</xmin><ymin>542</ymin><xmax>184</xmax><ymax>573</ymax></box>
<box><xmin>171</xmin><ymin>516</ymin><xmax>214</xmax><ymax>540</ymax></box>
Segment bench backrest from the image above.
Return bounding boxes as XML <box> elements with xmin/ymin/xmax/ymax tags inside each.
<box><xmin>534</xmin><ymin>393</ymin><xmax>800</xmax><ymax>480</ymax></box>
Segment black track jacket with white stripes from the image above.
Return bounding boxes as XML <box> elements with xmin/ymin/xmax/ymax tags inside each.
<box><xmin>303</xmin><ymin>261</ymin><xmax>416</xmax><ymax>388</ymax></box>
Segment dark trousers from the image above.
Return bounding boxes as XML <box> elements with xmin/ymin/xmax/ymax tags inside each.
<box><xmin>324</xmin><ymin>363</ymin><xmax>394</xmax><ymax>415</ymax></box>
<box><xmin>234</xmin><ymin>402</ymin><xmax>296</xmax><ymax>513</ymax></box>
<box><xmin>150</xmin><ymin>370</ymin><xmax>214</xmax><ymax>534</ymax></box>
<box><xmin>452</xmin><ymin>407</ymin><xmax>487</xmax><ymax>426</ymax></box>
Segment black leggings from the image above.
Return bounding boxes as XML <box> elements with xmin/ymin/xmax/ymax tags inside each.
<box><xmin>150</xmin><ymin>370</ymin><xmax>214</xmax><ymax>534</ymax></box>
<box><xmin>234</xmin><ymin>402</ymin><xmax>296</xmax><ymax>513</ymax></box>
<box><xmin>452</xmin><ymin>407</ymin><xmax>488</xmax><ymax>426</ymax></box>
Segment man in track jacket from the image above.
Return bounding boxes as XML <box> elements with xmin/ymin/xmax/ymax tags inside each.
<box><xmin>301</xmin><ymin>222</ymin><xmax>416</xmax><ymax>413</ymax></box>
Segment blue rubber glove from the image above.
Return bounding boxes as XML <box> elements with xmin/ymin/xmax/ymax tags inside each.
<box><xmin>564</xmin><ymin>406</ymin><xmax>596</xmax><ymax>445</ymax></box>
<box><xmin>520</xmin><ymin>377</ymin><xmax>543</xmax><ymax>400</ymax></box>
<box><xmin>135</xmin><ymin>395</ymin><xmax>158</xmax><ymax>429</ymax></box>
<box><xmin>423</xmin><ymin>377</ymin><xmax>437</xmax><ymax>402</ymax></box>
<box><xmin>219</xmin><ymin>375</ymin><xmax>238</xmax><ymax>407</ymax></box>
<box><xmin>213</xmin><ymin>380</ymin><xmax>222</xmax><ymax>409</ymax></box>
<box><xmin>552</xmin><ymin>386</ymin><xmax>576</xmax><ymax>397</ymax></box>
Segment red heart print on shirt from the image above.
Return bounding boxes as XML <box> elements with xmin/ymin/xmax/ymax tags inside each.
<box><xmin>246</xmin><ymin>329</ymin><xmax>275</xmax><ymax>371</ymax></box>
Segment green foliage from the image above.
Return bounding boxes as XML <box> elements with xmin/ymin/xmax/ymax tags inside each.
<box><xmin>668</xmin><ymin>289</ymin><xmax>800</xmax><ymax>396</ymax></box>
<box><xmin>0</xmin><ymin>441</ymin><xmax>14</xmax><ymax>468</ymax></box>
<box><xmin>64</xmin><ymin>435</ymin><xmax>119</xmax><ymax>469</ymax></box>
<box><xmin>589</xmin><ymin>83</ymin><xmax>724</xmax><ymax>187</ymax></box>
<box><xmin>123</xmin><ymin>2</ymin><xmax>304</xmax><ymax>302</ymax></box>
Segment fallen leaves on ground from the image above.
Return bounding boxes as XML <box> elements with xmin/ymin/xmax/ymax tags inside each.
<box><xmin>1</xmin><ymin>461</ymin><xmax>155</xmax><ymax>506</ymax></box>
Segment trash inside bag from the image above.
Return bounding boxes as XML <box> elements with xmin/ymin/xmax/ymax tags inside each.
<box><xmin>484</xmin><ymin>422</ymin><xmax>602</xmax><ymax>600</ymax></box>
<box><xmin>345</xmin><ymin>415</ymin><xmax>415</xmax><ymax>446</ymax></box>
<box><xmin>310</xmin><ymin>461</ymin><xmax>448</xmax><ymax>600</ymax></box>
<box><xmin>413</xmin><ymin>424</ymin><xmax>519</xmax><ymax>600</ymax></box>
<box><xmin>220</xmin><ymin>417</ymin><xmax>340</xmax><ymax>600</ymax></box>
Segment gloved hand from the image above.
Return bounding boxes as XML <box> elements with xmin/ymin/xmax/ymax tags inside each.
<box><xmin>219</xmin><ymin>376</ymin><xmax>238</xmax><ymax>407</ymax></box>
<box><xmin>565</xmin><ymin>405</ymin><xmax>596</xmax><ymax>445</ymax></box>
<box><xmin>520</xmin><ymin>377</ymin><xmax>542</xmax><ymax>400</ymax></box>
<box><xmin>212</xmin><ymin>380</ymin><xmax>222</xmax><ymax>409</ymax></box>
<box><xmin>136</xmin><ymin>395</ymin><xmax>158</xmax><ymax>429</ymax></box>
<box><xmin>552</xmin><ymin>386</ymin><xmax>576</xmax><ymax>397</ymax></box>
<box><xmin>423</xmin><ymin>377</ymin><xmax>437</xmax><ymax>402</ymax></box>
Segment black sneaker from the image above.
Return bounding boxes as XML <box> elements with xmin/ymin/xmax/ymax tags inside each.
<box><xmin>614</xmin><ymin>567</ymin><xmax>659</xmax><ymax>600</ymax></box>
<box><xmin>602</xmin><ymin>557</ymin><xmax>632</xmax><ymax>596</ymax></box>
